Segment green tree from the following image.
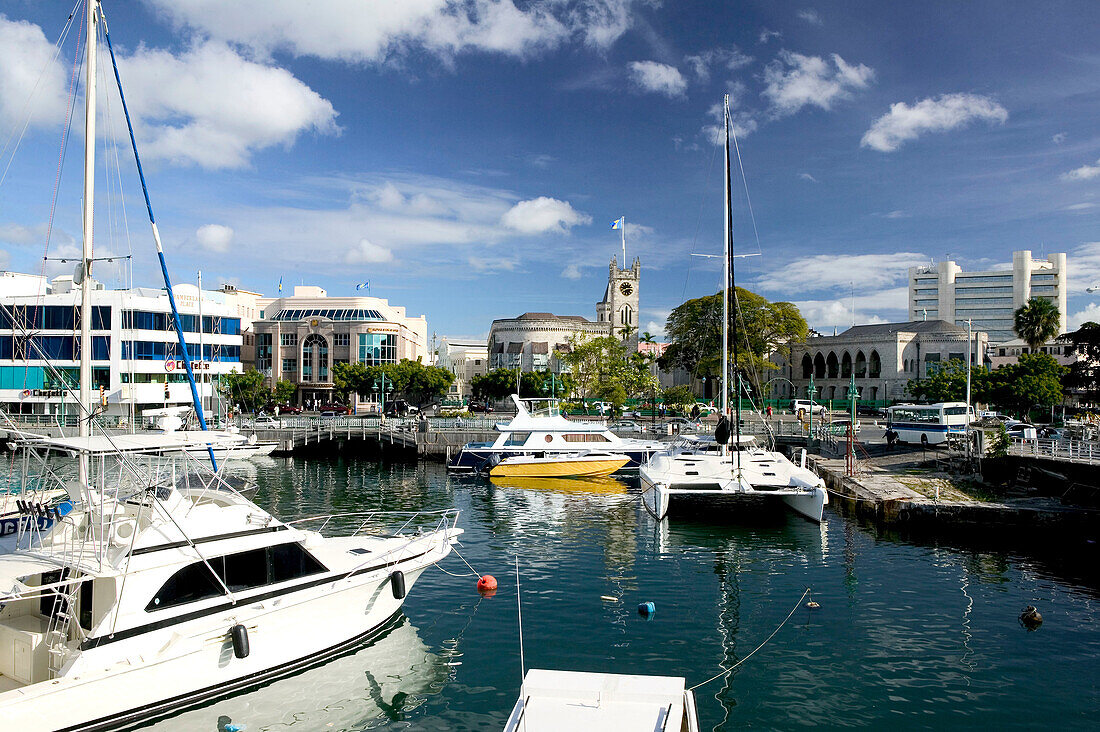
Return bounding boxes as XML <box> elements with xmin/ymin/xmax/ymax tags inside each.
<box><xmin>557</xmin><ymin>334</ymin><xmax>633</xmax><ymax>410</ymax></box>
<box><xmin>332</xmin><ymin>361</ymin><xmax>372</xmax><ymax>402</ymax></box>
<box><xmin>659</xmin><ymin>287</ymin><xmax>807</xmax><ymax>393</ymax></box>
<box><xmin>382</xmin><ymin>359</ymin><xmax>455</xmax><ymax>406</ymax></box>
<box><xmin>985</xmin><ymin>353</ymin><xmax>1066</xmax><ymax>416</ymax></box>
<box><xmin>662</xmin><ymin>385</ymin><xmax>696</xmax><ymax>414</ymax></box>
<box><xmin>907</xmin><ymin>359</ymin><xmax>989</xmax><ymax>403</ymax></box>
<box><xmin>472</xmin><ymin>368</ymin><xmax>522</xmax><ymax>400</ymax></box>
<box><xmin>1064</xmin><ymin>322</ymin><xmax>1100</xmax><ymax>405</ymax></box>
<box><xmin>220</xmin><ymin>368</ymin><xmax>269</xmax><ymax>412</ymax></box>
<box><xmin>272</xmin><ymin>379</ymin><xmax>298</xmax><ymax>404</ymax></box>
<box><xmin>1013</xmin><ymin>297</ymin><xmax>1060</xmax><ymax>350</ymax></box>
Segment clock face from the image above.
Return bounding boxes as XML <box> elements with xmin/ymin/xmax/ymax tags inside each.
<box><xmin>619</xmin><ymin>281</ymin><xmax>634</xmax><ymax>297</ymax></box>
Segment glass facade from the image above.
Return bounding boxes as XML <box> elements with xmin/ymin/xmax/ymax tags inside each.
<box><xmin>122</xmin><ymin>310</ymin><xmax>240</xmax><ymax>335</ymax></box>
<box><xmin>0</xmin><ymin>305</ymin><xmax>110</xmax><ymax>331</ymax></box>
<box><xmin>270</xmin><ymin>308</ymin><xmax>383</xmax><ymax>321</ymax></box>
<box><xmin>358</xmin><ymin>333</ymin><xmax>397</xmax><ymax>365</ymax></box>
<box><xmin>121</xmin><ymin>342</ymin><xmax>240</xmax><ymax>361</ymax></box>
<box><xmin>0</xmin><ymin>335</ymin><xmax>109</xmax><ymax>360</ymax></box>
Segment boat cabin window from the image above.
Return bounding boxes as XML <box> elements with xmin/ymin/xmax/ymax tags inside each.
<box><xmin>503</xmin><ymin>432</ymin><xmax>531</xmax><ymax>446</ymax></box>
<box><xmin>562</xmin><ymin>433</ymin><xmax>610</xmax><ymax>443</ymax></box>
<box><xmin>147</xmin><ymin>543</ymin><xmax>327</xmax><ymax>611</ymax></box>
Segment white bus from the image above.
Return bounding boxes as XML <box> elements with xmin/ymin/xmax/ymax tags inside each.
<box><xmin>885</xmin><ymin>402</ymin><xmax>974</xmax><ymax>446</ymax></box>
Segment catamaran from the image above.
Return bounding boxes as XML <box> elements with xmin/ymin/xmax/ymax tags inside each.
<box><xmin>0</xmin><ymin>3</ymin><xmax>461</xmax><ymax>729</ymax></box>
<box><xmin>640</xmin><ymin>96</ymin><xmax>828</xmax><ymax>523</ymax></box>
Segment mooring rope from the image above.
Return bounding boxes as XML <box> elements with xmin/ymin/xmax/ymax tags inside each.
<box><xmin>451</xmin><ymin>543</ymin><xmax>485</xmax><ymax>578</ymax></box>
<box><xmin>688</xmin><ymin>587</ymin><xmax>811</xmax><ymax>691</ymax></box>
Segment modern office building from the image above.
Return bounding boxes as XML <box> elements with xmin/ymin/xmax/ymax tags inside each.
<box><xmin>0</xmin><ymin>274</ymin><xmax>242</xmax><ymax>422</ymax></box>
<box><xmin>435</xmin><ymin>338</ymin><xmax>489</xmax><ymax>403</ymax></box>
<box><xmin>775</xmin><ymin>320</ymin><xmax>988</xmax><ymax>404</ymax></box>
<box><xmin>908</xmin><ymin>250</ymin><xmax>1067</xmax><ymax>343</ymax></box>
<box><xmin>251</xmin><ymin>286</ymin><xmax>428</xmax><ymax>410</ymax></box>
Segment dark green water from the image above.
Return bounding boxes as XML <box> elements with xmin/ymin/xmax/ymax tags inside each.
<box><xmin>146</xmin><ymin>456</ymin><xmax>1097</xmax><ymax>731</ymax></box>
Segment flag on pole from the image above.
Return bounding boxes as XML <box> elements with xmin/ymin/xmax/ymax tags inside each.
<box><xmin>611</xmin><ymin>216</ymin><xmax>625</xmax><ymax>230</ymax></box>
<box><xmin>356</xmin><ymin>281</ymin><xmax>370</xmax><ymax>292</ymax></box>
<box><xmin>278</xmin><ymin>276</ymin><xmax>282</xmax><ymax>293</ymax></box>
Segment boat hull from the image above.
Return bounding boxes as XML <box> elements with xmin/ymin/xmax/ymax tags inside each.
<box><xmin>0</xmin><ymin>542</ymin><xmax>448</xmax><ymax>731</ymax></box>
<box><xmin>449</xmin><ymin>445</ymin><xmax>658</xmax><ymax>473</ymax></box>
<box><xmin>639</xmin><ymin>466</ymin><xmax>828</xmax><ymax>524</ymax></box>
<box><xmin>489</xmin><ymin>456</ymin><xmax>630</xmax><ymax>478</ymax></box>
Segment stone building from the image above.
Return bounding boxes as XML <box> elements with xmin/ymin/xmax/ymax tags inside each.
<box><xmin>251</xmin><ymin>286</ymin><xmax>427</xmax><ymax>409</ymax></box>
<box><xmin>435</xmin><ymin>338</ymin><xmax>489</xmax><ymax>403</ymax></box>
<box><xmin>773</xmin><ymin>320</ymin><xmax>989</xmax><ymax>405</ymax></box>
<box><xmin>596</xmin><ymin>256</ymin><xmax>641</xmax><ymax>348</ymax></box>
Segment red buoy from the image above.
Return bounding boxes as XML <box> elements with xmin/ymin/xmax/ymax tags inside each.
<box><xmin>477</xmin><ymin>574</ymin><xmax>498</xmax><ymax>593</ymax></box>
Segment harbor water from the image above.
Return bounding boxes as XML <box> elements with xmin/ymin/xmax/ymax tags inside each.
<box><xmin>123</xmin><ymin>455</ymin><xmax>1098</xmax><ymax>731</ymax></box>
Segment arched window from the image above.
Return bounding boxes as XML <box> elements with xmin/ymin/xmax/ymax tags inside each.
<box><xmin>801</xmin><ymin>354</ymin><xmax>813</xmax><ymax>379</ymax></box>
<box><xmin>827</xmin><ymin>352</ymin><xmax>839</xmax><ymax>378</ymax></box>
<box><xmin>840</xmin><ymin>352</ymin><xmax>852</xmax><ymax>378</ymax></box>
<box><xmin>869</xmin><ymin>350</ymin><xmax>881</xmax><ymax>378</ymax></box>
<box><xmin>814</xmin><ymin>353</ymin><xmax>826</xmax><ymax>378</ymax></box>
<box><xmin>620</xmin><ymin>305</ymin><xmax>633</xmax><ymax>325</ymax></box>
<box><xmin>301</xmin><ymin>334</ymin><xmax>328</xmax><ymax>383</ymax></box>
<box><xmin>855</xmin><ymin>351</ymin><xmax>867</xmax><ymax>378</ymax></box>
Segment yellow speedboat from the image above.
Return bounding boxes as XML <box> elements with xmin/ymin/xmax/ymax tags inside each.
<box><xmin>488</xmin><ymin>451</ymin><xmax>631</xmax><ymax>478</ymax></box>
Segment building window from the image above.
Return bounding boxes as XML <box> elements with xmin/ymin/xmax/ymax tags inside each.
<box><xmin>282</xmin><ymin>358</ymin><xmax>297</xmax><ymax>375</ymax></box>
<box><xmin>333</xmin><ymin>333</ymin><xmax>350</xmax><ymax>347</ymax></box>
<box><xmin>281</xmin><ymin>333</ymin><xmax>298</xmax><ymax>347</ymax></box>
<box><xmin>358</xmin><ymin>333</ymin><xmax>397</xmax><ymax>365</ymax></box>
<box><xmin>619</xmin><ymin>305</ymin><xmax>633</xmax><ymax>325</ymax></box>
<box><xmin>302</xmin><ymin>334</ymin><xmax>328</xmax><ymax>383</ymax></box>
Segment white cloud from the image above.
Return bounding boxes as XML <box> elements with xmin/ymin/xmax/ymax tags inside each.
<box><xmin>628</xmin><ymin>61</ymin><xmax>687</xmax><ymax>97</ymax></box>
<box><xmin>0</xmin><ymin>222</ymin><xmax>48</xmax><ymax>246</ymax></box>
<box><xmin>794</xmin><ymin>287</ymin><xmax>909</xmax><ymax>332</ymax></box>
<box><xmin>883</xmin><ymin>210</ymin><xmax>910</xmax><ymax>219</ymax></box>
<box><xmin>1069</xmin><ymin>241</ymin><xmax>1100</xmax><ymax>294</ymax></box>
<box><xmin>0</xmin><ymin>248</ymin><xmax>9</xmax><ymax>270</ymax></box>
<box><xmin>1052</xmin><ymin>132</ymin><xmax>1067</xmax><ymax>144</ymax></box>
<box><xmin>684</xmin><ymin>47</ymin><xmax>752</xmax><ymax>82</ymax></box>
<box><xmin>118</xmin><ymin>42</ymin><xmax>339</xmax><ymax>169</ymax></box>
<box><xmin>758</xmin><ymin>252</ymin><xmax>927</xmax><ymax>294</ymax></box>
<box><xmin>798</xmin><ymin>172</ymin><xmax>818</xmax><ymax>183</ymax></box>
<box><xmin>0</xmin><ymin>16</ymin><xmax>68</xmax><ymax>131</ymax></box>
<box><xmin>644</xmin><ymin>320</ymin><xmax>666</xmax><ymax>339</ymax></box>
<box><xmin>501</xmin><ymin>197</ymin><xmax>590</xmax><ymax>234</ymax></box>
<box><xmin>861</xmin><ymin>93</ymin><xmax>1008</xmax><ymax>152</ymax></box>
<box><xmin>758</xmin><ymin>28</ymin><xmax>781</xmax><ymax>44</ymax></box>
<box><xmin>1069</xmin><ymin>303</ymin><xmax>1100</xmax><ymax>331</ymax></box>
<box><xmin>345</xmin><ymin>238</ymin><xmax>394</xmax><ymax>264</ymax></box>
<box><xmin>1062</xmin><ymin>158</ymin><xmax>1100</xmax><ymax>182</ymax></box>
<box><xmin>762</xmin><ymin>51</ymin><xmax>873</xmax><ymax>117</ymax></box>
<box><xmin>148</xmin><ymin>0</ymin><xmax>636</xmax><ymax>64</ymax></box>
<box><xmin>1064</xmin><ymin>202</ymin><xmax>1096</xmax><ymax>212</ymax></box>
<box><xmin>797</xmin><ymin>9</ymin><xmax>823</xmax><ymax>25</ymax></box>
<box><xmin>195</xmin><ymin>224</ymin><xmax>234</xmax><ymax>253</ymax></box>
<box><xmin>561</xmin><ymin>263</ymin><xmax>582</xmax><ymax>279</ymax></box>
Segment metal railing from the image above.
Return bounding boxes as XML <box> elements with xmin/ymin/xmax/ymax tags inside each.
<box><xmin>1008</xmin><ymin>436</ymin><xmax>1100</xmax><ymax>464</ymax></box>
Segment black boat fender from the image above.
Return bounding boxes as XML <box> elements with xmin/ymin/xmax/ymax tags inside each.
<box><xmin>230</xmin><ymin>623</ymin><xmax>249</xmax><ymax>659</ymax></box>
<box><xmin>390</xmin><ymin>570</ymin><xmax>406</xmax><ymax>599</ymax></box>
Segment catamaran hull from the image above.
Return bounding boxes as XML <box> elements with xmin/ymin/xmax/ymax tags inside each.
<box><xmin>450</xmin><ymin>445</ymin><xmax>658</xmax><ymax>473</ymax></box>
<box><xmin>640</xmin><ymin>474</ymin><xmax>828</xmax><ymax>524</ymax></box>
<box><xmin>0</xmin><ymin>546</ymin><xmax>447</xmax><ymax>731</ymax></box>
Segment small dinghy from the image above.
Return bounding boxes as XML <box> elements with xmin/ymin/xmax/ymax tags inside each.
<box><xmin>504</xmin><ymin>668</ymin><xmax>699</xmax><ymax>732</ymax></box>
<box><xmin>488</xmin><ymin>451</ymin><xmax>631</xmax><ymax>478</ymax></box>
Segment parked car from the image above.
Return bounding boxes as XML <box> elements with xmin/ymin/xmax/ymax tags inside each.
<box><xmin>384</xmin><ymin>400</ymin><xmax>419</xmax><ymax>418</ymax></box>
<box><xmin>856</xmin><ymin>404</ymin><xmax>884</xmax><ymax>417</ymax></box>
<box><xmin>469</xmin><ymin>401</ymin><xmax>494</xmax><ymax>413</ymax></box>
<box><xmin>824</xmin><ymin>418</ymin><xmax>861</xmax><ymax>437</ymax></box>
<box><xmin>317</xmin><ymin>402</ymin><xmax>352</xmax><ymax>415</ymax></box>
<box><xmin>663</xmin><ymin>417</ymin><xmax>701</xmax><ymax>433</ymax></box>
<box><xmin>609</xmin><ymin>420</ymin><xmax>642</xmax><ymax>432</ymax></box>
<box><xmin>1006</xmin><ymin>423</ymin><xmax>1038</xmax><ymax>440</ymax></box>
<box><xmin>791</xmin><ymin>399</ymin><xmax>827</xmax><ymax>418</ymax></box>
<box><xmin>696</xmin><ymin>404</ymin><xmax>719</xmax><ymax>415</ymax></box>
<box><xmin>591</xmin><ymin>401</ymin><xmax>614</xmax><ymax>415</ymax></box>
<box><xmin>250</xmin><ymin>414</ymin><xmax>284</xmax><ymax>428</ymax></box>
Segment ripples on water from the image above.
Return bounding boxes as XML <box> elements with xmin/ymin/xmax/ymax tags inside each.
<box><xmin>65</xmin><ymin>455</ymin><xmax>1095</xmax><ymax>731</ymax></box>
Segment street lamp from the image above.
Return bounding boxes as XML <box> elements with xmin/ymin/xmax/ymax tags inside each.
<box><xmin>807</xmin><ymin>374</ymin><xmax>818</xmax><ymax>438</ymax></box>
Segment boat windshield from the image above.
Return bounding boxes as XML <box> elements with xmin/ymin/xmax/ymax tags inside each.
<box><xmin>521</xmin><ymin>399</ymin><xmax>561</xmax><ymax>418</ymax></box>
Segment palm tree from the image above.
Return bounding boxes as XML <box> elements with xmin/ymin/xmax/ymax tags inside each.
<box><xmin>1013</xmin><ymin>297</ymin><xmax>1060</xmax><ymax>350</ymax></box>
<box><xmin>640</xmin><ymin>331</ymin><xmax>657</xmax><ymax>344</ymax></box>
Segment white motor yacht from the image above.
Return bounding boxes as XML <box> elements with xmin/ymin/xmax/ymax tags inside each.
<box><xmin>0</xmin><ymin>434</ymin><xmax>460</xmax><ymax>731</ymax></box>
<box><xmin>449</xmin><ymin>396</ymin><xmax>665</xmax><ymax>473</ymax></box>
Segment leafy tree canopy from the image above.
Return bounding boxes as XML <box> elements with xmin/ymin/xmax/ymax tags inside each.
<box><xmin>1013</xmin><ymin>297</ymin><xmax>1060</xmax><ymax>350</ymax></box>
<box><xmin>332</xmin><ymin>359</ymin><xmax>454</xmax><ymax>406</ymax></box>
<box><xmin>220</xmin><ymin>368</ymin><xmax>269</xmax><ymax>412</ymax></box>
<box><xmin>907</xmin><ymin>359</ymin><xmax>989</xmax><ymax>403</ymax></box>
<box><xmin>985</xmin><ymin>352</ymin><xmax>1066</xmax><ymax>416</ymax></box>
<box><xmin>1064</xmin><ymin>322</ymin><xmax>1100</xmax><ymax>405</ymax></box>
<box><xmin>659</xmin><ymin>287</ymin><xmax>807</xmax><ymax>392</ymax></box>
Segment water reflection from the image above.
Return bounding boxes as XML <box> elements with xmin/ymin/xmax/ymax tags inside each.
<box><xmin>145</xmin><ymin>615</ymin><xmax>449</xmax><ymax>732</ymax></box>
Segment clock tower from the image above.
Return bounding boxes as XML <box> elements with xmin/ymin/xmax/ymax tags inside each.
<box><xmin>596</xmin><ymin>255</ymin><xmax>641</xmax><ymax>349</ymax></box>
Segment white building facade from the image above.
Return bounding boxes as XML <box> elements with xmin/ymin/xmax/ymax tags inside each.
<box><xmin>0</xmin><ymin>275</ymin><xmax>242</xmax><ymax>423</ymax></box>
<box><xmin>251</xmin><ymin>286</ymin><xmax>428</xmax><ymax>409</ymax></box>
<box><xmin>909</xmin><ymin>250</ymin><xmax>1067</xmax><ymax>344</ymax></box>
<box><xmin>435</xmin><ymin>338</ymin><xmax>489</xmax><ymax>404</ymax></box>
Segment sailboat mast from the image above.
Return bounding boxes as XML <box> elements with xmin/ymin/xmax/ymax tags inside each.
<box><xmin>724</xmin><ymin>96</ymin><xmax>742</xmax><ymax>469</ymax></box>
<box><xmin>720</xmin><ymin>95</ymin><xmax>730</xmax><ymax>422</ymax></box>
<box><xmin>79</xmin><ymin>1</ymin><xmax>99</xmax><ymax>446</ymax></box>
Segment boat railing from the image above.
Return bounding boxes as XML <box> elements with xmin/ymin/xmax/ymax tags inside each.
<box><xmin>283</xmin><ymin>508</ymin><xmax>460</xmax><ymax>539</ymax></box>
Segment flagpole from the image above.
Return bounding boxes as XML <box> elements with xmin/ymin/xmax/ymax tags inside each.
<box><xmin>621</xmin><ymin>216</ymin><xmax>626</xmax><ymax>263</ymax></box>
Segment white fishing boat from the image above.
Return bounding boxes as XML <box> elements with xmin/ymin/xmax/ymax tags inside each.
<box><xmin>449</xmin><ymin>396</ymin><xmax>665</xmax><ymax>473</ymax></box>
<box><xmin>639</xmin><ymin>96</ymin><xmax>827</xmax><ymax>524</ymax></box>
<box><xmin>504</xmin><ymin>669</ymin><xmax>699</xmax><ymax>732</ymax></box>
<box><xmin>0</xmin><ymin>4</ymin><xmax>462</xmax><ymax>728</ymax></box>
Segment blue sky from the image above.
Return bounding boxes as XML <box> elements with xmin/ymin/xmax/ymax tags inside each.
<box><xmin>0</xmin><ymin>0</ymin><xmax>1098</xmax><ymax>340</ymax></box>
